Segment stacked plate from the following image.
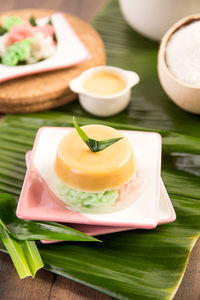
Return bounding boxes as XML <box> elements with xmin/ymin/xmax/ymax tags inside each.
<box><xmin>16</xmin><ymin>127</ymin><xmax>176</xmax><ymax>244</ymax></box>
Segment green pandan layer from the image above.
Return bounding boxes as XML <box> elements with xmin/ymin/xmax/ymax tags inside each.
<box><xmin>58</xmin><ymin>185</ymin><xmax>119</xmax><ymax>209</ymax></box>
<box><xmin>2</xmin><ymin>38</ymin><xmax>33</xmax><ymax>66</ymax></box>
<box><xmin>2</xmin><ymin>16</ymin><xmax>24</xmax><ymax>31</ymax></box>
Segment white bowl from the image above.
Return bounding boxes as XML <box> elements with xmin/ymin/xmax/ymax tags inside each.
<box><xmin>158</xmin><ymin>15</ymin><xmax>200</xmax><ymax>114</ymax></box>
<box><xmin>69</xmin><ymin>66</ymin><xmax>140</xmax><ymax>117</ymax></box>
<box><xmin>119</xmin><ymin>0</ymin><xmax>200</xmax><ymax>41</ymax></box>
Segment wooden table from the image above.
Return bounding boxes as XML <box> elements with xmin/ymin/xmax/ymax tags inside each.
<box><xmin>0</xmin><ymin>1</ymin><xmax>199</xmax><ymax>299</ymax></box>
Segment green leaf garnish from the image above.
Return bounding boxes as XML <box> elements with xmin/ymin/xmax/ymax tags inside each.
<box><xmin>2</xmin><ymin>16</ymin><xmax>24</xmax><ymax>31</ymax></box>
<box><xmin>73</xmin><ymin>117</ymin><xmax>123</xmax><ymax>152</ymax></box>
<box><xmin>0</xmin><ymin>220</ymin><xmax>43</xmax><ymax>279</ymax></box>
<box><xmin>48</xmin><ymin>18</ymin><xmax>57</xmax><ymax>43</ymax></box>
<box><xmin>29</xmin><ymin>16</ymin><xmax>37</xmax><ymax>26</ymax></box>
<box><xmin>48</xmin><ymin>18</ymin><xmax>53</xmax><ymax>26</ymax></box>
<box><xmin>2</xmin><ymin>38</ymin><xmax>33</xmax><ymax>66</ymax></box>
<box><xmin>0</xmin><ymin>193</ymin><xmax>100</xmax><ymax>242</ymax></box>
<box><xmin>0</xmin><ymin>26</ymin><xmax>7</xmax><ymax>36</ymax></box>
<box><xmin>0</xmin><ymin>193</ymin><xmax>43</xmax><ymax>279</ymax></box>
<box><xmin>0</xmin><ymin>193</ymin><xmax>100</xmax><ymax>279</ymax></box>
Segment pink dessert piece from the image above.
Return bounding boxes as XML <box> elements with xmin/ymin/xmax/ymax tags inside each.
<box><xmin>9</xmin><ymin>22</ymin><xmax>35</xmax><ymax>44</ymax></box>
<box><xmin>35</xmin><ymin>24</ymin><xmax>54</xmax><ymax>38</ymax></box>
<box><xmin>9</xmin><ymin>22</ymin><xmax>55</xmax><ymax>44</ymax></box>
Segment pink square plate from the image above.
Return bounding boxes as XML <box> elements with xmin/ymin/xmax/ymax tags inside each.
<box><xmin>17</xmin><ymin>127</ymin><xmax>163</xmax><ymax>229</ymax></box>
<box><xmin>0</xmin><ymin>13</ymin><xmax>90</xmax><ymax>83</ymax></box>
<box><xmin>25</xmin><ymin>151</ymin><xmax>176</xmax><ymax>244</ymax></box>
<box><xmin>26</xmin><ymin>151</ymin><xmax>176</xmax><ymax>244</ymax></box>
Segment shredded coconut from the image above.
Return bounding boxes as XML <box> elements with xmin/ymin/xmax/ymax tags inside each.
<box><xmin>0</xmin><ymin>33</ymin><xmax>10</xmax><ymax>57</ymax></box>
<box><xmin>166</xmin><ymin>20</ymin><xmax>200</xmax><ymax>87</ymax></box>
<box><xmin>26</xmin><ymin>32</ymin><xmax>56</xmax><ymax>64</ymax></box>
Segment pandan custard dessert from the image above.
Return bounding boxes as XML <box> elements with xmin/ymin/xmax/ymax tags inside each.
<box><xmin>54</xmin><ymin>118</ymin><xmax>139</xmax><ymax>211</ymax></box>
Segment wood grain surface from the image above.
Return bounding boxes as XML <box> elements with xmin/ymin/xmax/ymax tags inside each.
<box><xmin>0</xmin><ymin>1</ymin><xmax>199</xmax><ymax>300</ymax></box>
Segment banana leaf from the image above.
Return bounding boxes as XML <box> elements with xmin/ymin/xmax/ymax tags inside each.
<box><xmin>0</xmin><ymin>224</ymin><xmax>44</xmax><ymax>279</ymax></box>
<box><xmin>0</xmin><ymin>0</ymin><xmax>199</xmax><ymax>299</ymax></box>
<box><xmin>0</xmin><ymin>193</ymin><xmax>99</xmax><ymax>242</ymax></box>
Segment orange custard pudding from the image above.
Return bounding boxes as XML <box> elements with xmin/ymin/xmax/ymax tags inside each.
<box><xmin>54</xmin><ymin>124</ymin><xmax>139</xmax><ymax>211</ymax></box>
<box><xmin>82</xmin><ymin>71</ymin><xmax>126</xmax><ymax>95</ymax></box>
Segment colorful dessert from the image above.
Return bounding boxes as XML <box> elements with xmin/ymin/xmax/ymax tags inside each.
<box><xmin>54</xmin><ymin>118</ymin><xmax>139</xmax><ymax>210</ymax></box>
<box><xmin>0</xmin><ymin>15</ymin><xmax>57</xmax><ymax>66</ymax></box>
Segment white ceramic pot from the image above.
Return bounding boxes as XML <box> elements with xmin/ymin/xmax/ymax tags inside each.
<box><xmin>70</xmin><ymin>66</ymin><xmax>140</xmax><ymax>117</ymax></box>
<box><xmin>119</xmin><ymin>0</ymin><xmax>200</xmax><ymax>41</ymax></box>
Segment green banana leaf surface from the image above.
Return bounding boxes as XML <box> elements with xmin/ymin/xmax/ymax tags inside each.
<box><xmin>0</xmin><ymin>193</ymin><xmax>99</xmax><ymax>242</ymax></box>
<box><xmin>0</xmin><ymin>0</ymin><xmax>200</xmax><ymax>299</ymax></box>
